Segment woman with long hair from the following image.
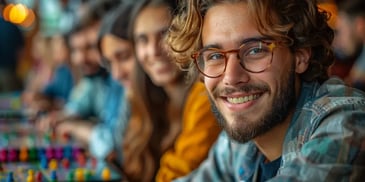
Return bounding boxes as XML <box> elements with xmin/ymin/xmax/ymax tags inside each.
<box><xmin>121</xmin><ymin>0</ymin><xmax>221</xmax><ymax>181</ymax></box>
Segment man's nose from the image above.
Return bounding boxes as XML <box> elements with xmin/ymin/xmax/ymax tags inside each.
<box><xmin>222</xmin><ymin>54</ymin><xmax>250</xmax><ymax>85</ymax></box>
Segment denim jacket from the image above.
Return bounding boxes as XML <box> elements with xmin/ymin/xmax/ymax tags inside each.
<box><xmin>175</xmin><ymin>77</ymin><xmax>365</xmax><ymax>182</ymax></box>
<box><xmin>88</xmin><ymin>77</ymin><xmax>129</xmax><ymax>160</ymax></box>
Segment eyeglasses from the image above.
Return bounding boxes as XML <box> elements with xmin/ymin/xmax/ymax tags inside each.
<box><xmin>191</xmin><ymin>39</ymin><xmax>276</xmax><ymax>78</ymax></box>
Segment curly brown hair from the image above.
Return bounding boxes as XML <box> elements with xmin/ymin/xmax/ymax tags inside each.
<box><xmin>167</xmin><ymin>0</ymin><xmax>334</xmax><ymax>83</ymax></box>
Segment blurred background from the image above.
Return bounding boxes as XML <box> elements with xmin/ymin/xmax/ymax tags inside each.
<box><xmin>0</xmin><ymin>0</ymin><xmax>118</xmax><ymax>93</ymax></box>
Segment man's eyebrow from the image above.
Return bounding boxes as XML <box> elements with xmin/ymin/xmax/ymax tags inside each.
<box><xmin>201</xmin><ymin>36</ymin><xmax>272</xmax><ymax>50</ymax></box>
<box><xmin>201</xmin><ymin>44</ymin><xmax>222</xmax><ymax>50</ymax></box>
<box><xmin>239</xmin><ymin>36</ymin><xmax>273</xmax><ymax>45</ymax></box>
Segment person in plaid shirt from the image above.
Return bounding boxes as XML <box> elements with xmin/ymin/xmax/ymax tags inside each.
<box><xmin>166</xmin><ymin>0</ymin><xmax>365</xmax><ymax>181</ymax></box>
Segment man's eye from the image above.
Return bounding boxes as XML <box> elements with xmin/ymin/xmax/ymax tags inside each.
<box><xmin>242</xmin><ymin>45</ymin><xmax>271</xmax><ymax>61</ymax></box>
<box><xmin>247</xmin><ymin>47</ymin><xmax>265</xmax><ymax>55</ymax></box>
<box><xmin>206</xmin><ymin>52</ymin><xmax>225</xmax><ymax>61</ymax></box>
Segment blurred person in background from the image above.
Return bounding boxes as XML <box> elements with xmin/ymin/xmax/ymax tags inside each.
<box><xmin>317</xmin><ymin>0</ymin><xmax>356</xmax><ymax>79</ymax></box>
<box><xmin>120</xmin><ymin>0</ymin><xmax>221</xmax><ymax>181</ymax></box>
<box><xmin>22</xmin><ymin>34</ymin><xmax>75</xmax><ymax>114</ymax></box>
<box><xmin>89</xmin><ymin>1</ymin><xmax>135</xmax><ymax>164</ymax></box>
<box><xmin>42</xmin><ymin>35</ymin><xmax>77</xmax><ymax>102</ymax></box>
<box><xmin>36</xmin><ymin>0</ymin><xmax>121</xmax><ymax>150</ymax></box>
<box><xmin>22</xmin><ymin>34</ymin><xmax>55</xmax><ymax>110</ymax></box>
<box><xmin>0</xmin><ymin>0</ymin><xmax>25</xmax><ymax>92</ymax></box>
<box><xmin>334</xmin><ymin>0</ymin><xmax>365</xmax><ymax>91</ymax></box>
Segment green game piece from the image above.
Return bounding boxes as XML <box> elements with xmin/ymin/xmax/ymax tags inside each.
<box><xmin>3</xmin><ymin>133</ymin><xmax>9</xmax><ymax>145</ymax></box>
<box><xmin>28</xmin><ymin>148</ymin><xmax>37</xmax><ymax>161</ymax></box>
<box><xmin>67</xmin><ymin>171</ymin><xmax>74</xmax><ymax>181</ymax></box>
<box><xmin>26</xmin><ymin>135</ymin><xmax>36</xmax><ymax>146</ymax></box>
<box><xmin>43</xmin><ymin>132</ymin><xmax>51</xmax><ymax>145</ymax></box>
<box><xmin>84</xmin><ymin>170</ymin><xmax>92</xmax><ymax>180</ymax></box>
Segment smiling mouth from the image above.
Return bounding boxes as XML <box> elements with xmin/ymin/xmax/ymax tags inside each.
<box><xmin>226</xmin><ymin>94</ymin><xmax>262</xmax><ymax>104</ymax></box>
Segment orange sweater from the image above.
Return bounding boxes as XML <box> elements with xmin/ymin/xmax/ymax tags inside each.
<box><xmin>156</xmin><ymin>82</ymin><xmax>221</xmax><ymax>182</ymax></box>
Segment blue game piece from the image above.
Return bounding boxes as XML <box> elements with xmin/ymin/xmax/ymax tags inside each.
<box><xmin>6</xmin><ymin>171</ymin><xmax>14</xmax><ymax>182</ymax></box>
<box><xmin>37</xmin><ymin>148</ymin><xmax>46</xmax><ymax>159</ymax></box>
<box><xmin>50</xmin><ymin>170</ymin><xmax>58</xmax><ymax>182</ymax></box>
<box><xmin>40</xmin><ymin>156</ymin><xmax>48</xmax><ymax>169</ymax></box>
<box><xmin>63</xmin><ymin>145</ymin><xmax>72</xmax><ymax>160</ymax></box>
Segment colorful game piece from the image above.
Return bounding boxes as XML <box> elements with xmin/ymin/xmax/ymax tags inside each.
<box><xmin>40</xmin><ymin>156</ymin><xmax>48</xmax><ymax>169</ymax></box>
<box><xmin>50</xmin><ymin>170</ymin><xmax>57</xmax><ymax>182</ymax></box>
<box><xmin>66</xmin><ymin>171</ymin><xmax>74</xmax><ymax>181</ymax></box>
<box><xmin>6</xmin><ymin>171</ymin><xmax>14</xmax><ymax>182</ymax></box>
<box><xmin>72</xmin><ymin>147</ymin><xmax>82</xmax><ymax>160</ymax></box>
<box><xmin>76</xmin><ymin>153</ymin><xmax>87</xmax><ymax>167</ymax></box>
<box><xmin>63</xmin><ymin>146</ymin><xmax>72</xmax><ymax>160</ymax></box>
<box><xmin>7</xmin><ymin>148</ymin><xmax>18</xmax><ymax>162</ymax></box>
<box><xmin>37</xmin><ymin>148</ymin><xmax>46</xmax><ymax>160</ymax></box>
<box><xmin>54</xmin><ymin>147</ymin><xmax>63</xmax><ymax>160</ymax></box>
<box><xmin>0</xmin><ymin>114</ymin><xmax>121</xmax><ymax>182</ymax></box>
<box><xmin>84</xmin><ymin>170</ymin><xmax>92</xmax><ymax>181</ymax></box>
<box><xmin>28</xmin><ymin>148</ymin><xmax>37</xmax><ymax>162</ymax></box>
<box><xmin>45</xmin><ymin>147</ymin><xmax>54</xmax><ymax>160</ymax></box>
<box><xmin>0</xmin><ymin>148</ymin><xmax>7</xmax><ymax>162</ymax></box>
<box><xmin>26</xmin><ymin>169</ymin><xmax>34</xmax><ymax>182</ymax></box>
<box><xmin>19</xmin><ymin>147</ymin><xmax>28</xmax><ymax>162</ymax></box>
<box><xmin>101</xmin><ymin>167</ymin><xmax>111</xmax><ymax>181</ymax></box>
<box><xmin>61</xmin><ymin>158</ymin><xmax>70</xmax><ymax>169</ymax></box>
<box><xmin>74</xmin><ymin>168</ymin><xmax>84</xmax><ymax>181</ymax></box>
<box><xmin>43</xmin><ymin>132</ymin><xmax>52</xmax><ymax>145</ymax></box>
<box><xmin>48</xmin><ymin>159</ymin><xmax>58</xmax><ymax>170</ymax></box>
<box><xmin>36</xmin><ymin>171</ymin><xmax>43</xmax><ymax>182</ymax></box>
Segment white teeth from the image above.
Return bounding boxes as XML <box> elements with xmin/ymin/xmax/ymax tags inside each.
<box><xmin>227</xmin><ymin>94</ymin><xmax>260</xmax><ymax>104</ymax></box>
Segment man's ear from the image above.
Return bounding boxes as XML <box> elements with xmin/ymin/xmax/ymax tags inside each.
<box><xmin>295</xmin><ymin>48</ymin><xmax>311</xmax><ymax>74</ymax></box>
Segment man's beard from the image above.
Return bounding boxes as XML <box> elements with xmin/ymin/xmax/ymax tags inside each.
<box><xmin>210</xmin><ymin>67</ymin><xmax>296</xmax><ymax>143</ymax></box>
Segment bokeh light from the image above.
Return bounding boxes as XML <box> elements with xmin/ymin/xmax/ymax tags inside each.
<box><xmin>2</xmin><ymin>3</ymin><xmax>36</xmax><ymax>28</ymax></box>
<box><xmin>9</xmin><ymin>3</ymin><xmax>28</xmax><ymax>24</ymax></box>
<box><xmin>2</xmin><ymin>3</ymin><xmax>14</xmax><ymax>21</ymax></box>
<box><xmin>20</xmin><ymin>8</ymin><xmax>35</xmax><ymax>28</ymax></box>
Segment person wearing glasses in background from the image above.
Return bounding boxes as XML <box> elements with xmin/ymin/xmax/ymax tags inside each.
<box><xmin>167</xmin><ymin>0</ymin><xmax>365</xmax><ymax>181</ymax></box>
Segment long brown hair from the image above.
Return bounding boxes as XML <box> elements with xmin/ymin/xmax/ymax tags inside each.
<box><xmin>122</xmin><ymin>0</ymin><xmax>183</xmax><ymax>181</ymax></box>
<box><xmin>167</xmin><ymin>0</ymin><xmax>334</xmax><ymax>83</ymax></box>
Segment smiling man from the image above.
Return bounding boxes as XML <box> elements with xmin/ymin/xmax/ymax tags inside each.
<box><xmin>167</xmin><ymin>0</ymin><xmax>365</xmax><ymax>181</ymax></box>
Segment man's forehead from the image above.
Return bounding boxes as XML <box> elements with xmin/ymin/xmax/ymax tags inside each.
<box><xmin>201</xmin><ymin>3</ymin><xmax>260</xmax><ymax>48</ymax></box>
